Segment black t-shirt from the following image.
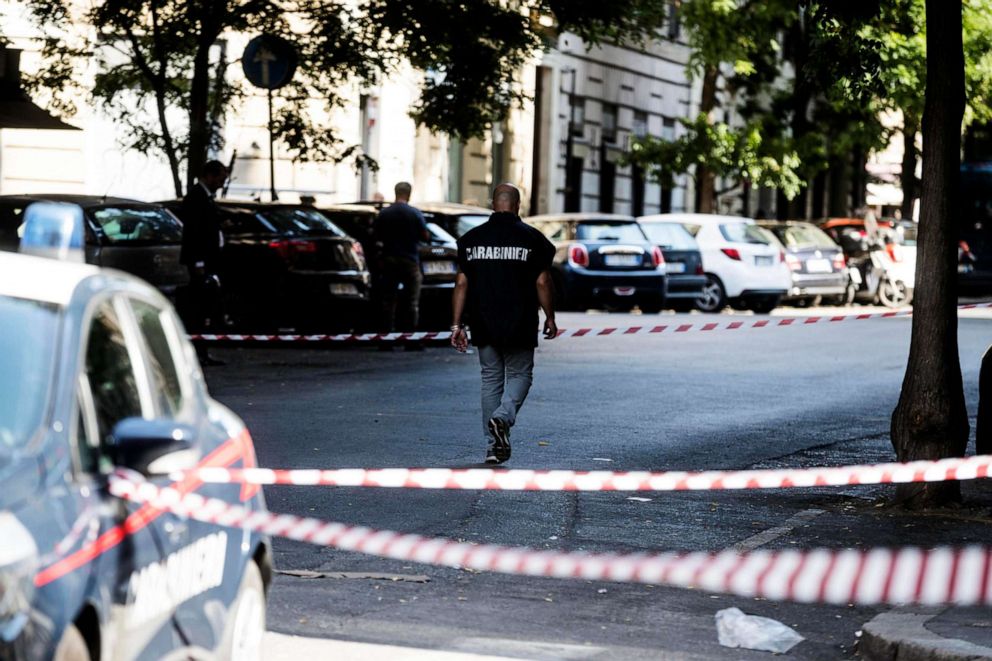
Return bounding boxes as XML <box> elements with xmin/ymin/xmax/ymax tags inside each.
<box><xmin>457</xmin><ymin>212</ymin><xmax>556</xmax><ymax>348</ymax></box>
<box><xmin>373</xmin><ymin>202</ymin><xmax>428</xmax><ymax>262</ymax></box>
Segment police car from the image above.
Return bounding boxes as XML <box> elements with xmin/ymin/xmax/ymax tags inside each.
<box><xmin>0</xmin><ymin>203</ymin><xmax>270</xmax><ymax>660</ymax></box>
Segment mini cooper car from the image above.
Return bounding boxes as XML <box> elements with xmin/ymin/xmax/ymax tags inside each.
<box><xmin>0</xmin><ymin>202</ymin><xmax>270</xmax><ymax>660</ymax></box>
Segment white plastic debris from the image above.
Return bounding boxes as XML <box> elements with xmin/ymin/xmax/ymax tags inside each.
<box><xmin>715</xmin><ymin>607</ymin><xmax>805</xmax><ymax>654</ymax></box>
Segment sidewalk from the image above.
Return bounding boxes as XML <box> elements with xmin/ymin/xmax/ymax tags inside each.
<box><xmin>862</xmin><ymin>607</ymin><xmax>992</xmax><ymax>661</ymax></box>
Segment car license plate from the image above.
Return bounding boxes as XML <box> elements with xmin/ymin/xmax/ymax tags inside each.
<box><xmin>666</xmin><ymin>262</ymin><xmax>687</xmax><ymax>274</ymax></box>
<box><xmin>330</xmin><ymin>283</ymin><xmax>359</xmax><ymax>296</ymax></box>
<box><xmin>806</xmin><ymin>258</ymin><xmax>832</xmax><ymax>273</ymax></box>
<box><xmin>423</xmin><ymin>260</ymin><xmax>457</xmax><ymax>275</ymax></box>
<box><xmin>755</xmin><ymin>255</ymin><xmax>774</xmax><ymax>266</ymax></box>
<box><xmin>604</xmin><ymin>254</ymin><xmax>642</xmax><ymax>267</ymax></box>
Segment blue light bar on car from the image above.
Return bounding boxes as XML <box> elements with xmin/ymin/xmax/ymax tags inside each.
<box><xmin>19</xmin><ymin>202</ymin><xmax>85</xmax><ymax>263</ymax></box>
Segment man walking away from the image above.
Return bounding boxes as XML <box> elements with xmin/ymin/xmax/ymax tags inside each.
<box><xmin>180</xmin><ymin>159</ymin><xmax>228</xmax><ymax>366</ymax></box>
<box><xmin>373</xmin><ymin>182</ymin><xmax>430</xmax><ymax>343</ymax></box>
<box><xmin>451</xmin><ymin>184</ymin><xmax>557</xmax><ymax>464</ymax></box>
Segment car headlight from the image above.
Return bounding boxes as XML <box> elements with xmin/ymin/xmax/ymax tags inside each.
<box><xmin>0</xmin><ymin>512</ymin><xmax>38</xmax><ymax>643</ymax></box>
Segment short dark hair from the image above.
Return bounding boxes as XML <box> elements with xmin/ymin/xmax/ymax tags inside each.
<box><xmin>202</xmin><ymin>160</ymin><xmax>227</xmax><ymax>177</ymax></box>
<box><xmin>395</xmin><ymin>181</ymin><xmax>412</xmax><ymax>198</ymax></box>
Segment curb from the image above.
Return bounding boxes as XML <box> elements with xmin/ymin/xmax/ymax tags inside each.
<box><xmin>861</xmin><ymin>608</ymin><xmax>992</xmax><ymax>661</ymax></box>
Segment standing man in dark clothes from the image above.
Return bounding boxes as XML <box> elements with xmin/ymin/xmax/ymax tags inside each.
<box><xmin>451</xmin><ymin>183</ymin><xmax>557</xmax><ymax>464</ymax></box>
<box><xmin>373</xmin><ymin>181</ymin><xmax>429</xmax><ymax>333</ymax></box>
<box><xmin>180</xmin><ymin>159</ymin><xmax>228</xmax><ymax>366</ymax></box>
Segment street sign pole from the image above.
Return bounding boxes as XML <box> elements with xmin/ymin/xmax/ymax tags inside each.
<box><xmin>241</xmin><ymin>34</ymin><xmax>297</xmax><ymax>203</ymax></box>
<box><xmin>268</xmin><ymin>88</ymin><xmax>278</xmax><ymax>202</ymax></box>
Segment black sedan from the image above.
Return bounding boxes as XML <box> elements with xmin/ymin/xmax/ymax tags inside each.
<box><xmin>320</xmin><ymin>203</ymin><xmax>459</xmax><ymax>329</ymax></box>
<box><xmin>0</xmin><ymin>194</ymin><xmax>189</xmax><ymax>296</ymax></box>
<box><xmin>758</xmin><ymin>220</ymin><xmax>848</xmax><ymax>305</ymax></box>
<box><xmin>636</xmin><ymin>218</ymin><xmax>707</xmax><ymax>311</ymax></box>
<box><xmin>162</xmin><ymin>200</ymin><xmax>370</xmax><ymax>331</ymax></box>
<box><xmin>526</xmin><ymin>213</ymin><xmax>667</xmax><ymax>313</ymax></box>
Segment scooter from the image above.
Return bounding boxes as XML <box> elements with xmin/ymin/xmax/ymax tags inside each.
<box><xmin>837</xmin><ymin>230</ymin><xmax>912</xmax><ymax>308</ymax></box>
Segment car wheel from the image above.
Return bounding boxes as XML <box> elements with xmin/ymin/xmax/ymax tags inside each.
<box><xmin>748</xmin><ymin>295</ymin><xmax>781</xmax><ymax>314</ymax></box>
<box><xmin>694</xmin><ymin>275</ymin><xmax>726</xmax><ymax>313</ymax></box>
<box><xmin>54</xmin><ymin>624</ymin><xmax>90</xmax><ymax>661</ymax></box>
<box><xmin>878</xmin><ymin>278</ymin><xmax>909</xmax><ymax>308</ymax></box>
<box><xmin>222</xmin><ymin>561</ymin><xmax>266</xmax><ymax>661</ymax></box>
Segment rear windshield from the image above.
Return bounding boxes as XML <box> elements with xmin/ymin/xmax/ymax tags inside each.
<box><xmin>575</xmin><ymin>222</ymin><xmax>647</xmax><ymax>243</ymax></box>
<box><xmin>320</xmin><ymin>211</ymin><xmax>374</xmax><ymax>240</ymax></box>
<box><xmin>90</xmin><ymin>206</ymin><xmax>183</xmax><ymax>245</ymax></box>
<box><xmin>772</xmin><ymin>224</ymin><xmax>837</xmax><ymax>249</ymax></box>
<box><xmin>455</xmin><ymin>215</ymin><xmax>489</xmax><ymax>236</ymax></box>
<box><xmin>641</xmin><ymin>222</ymin><xmax>697</xmax><ymax>250</ymax></box>
<box><xmin>0</xmin><ymin>296</ymin><xmax>59</xmax><ymax>456</ymax></box>
<box><xmin>719</xmin><ymin>222</ymin><xmax>775</xmax><ymax>245</ymax></box>
<box><xmin>259</xmin><ymin>208</ymin><xmax>348</xmax><ymax>237</ymax></box>
<box><xmin>427</xmin><ymin>222</ymin><xmax>456</xmax><ymax>245</ymax></box>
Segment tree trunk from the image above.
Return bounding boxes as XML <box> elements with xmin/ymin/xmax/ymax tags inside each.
<box><xmin>185</xmin><ymin>41</ymin><xmax>213</xmax><ymax>195</ymax></box>
<box><xmin>901</xmin><ymin>114</ymin><xmax>920</xmax><ymax>220</ymax></box>
<box><xmin>154</xmin><ymin>88</ymin><xmax>183</xmax><ymax>197</ymax></box>
<box><xmin>890</xmin><ymin>0</ymin><xmax>968</xmax><ymax>508</ymax></box>
<box><xmin>695</xmin><ymin>65</ymin><xmax>719</xmax><ymax>213</ymax></box>
<box><xmin>827</xmin><ymin>153</ymin><xmax>851</xmax><ymax>217</ymax></box>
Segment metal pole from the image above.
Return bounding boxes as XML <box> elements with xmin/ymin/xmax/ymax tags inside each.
<box><xmin>268</xmin><ymin>88</ymin><xmax>278</xmax><ymax>201</ymax></box>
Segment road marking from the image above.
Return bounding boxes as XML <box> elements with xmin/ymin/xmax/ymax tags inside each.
<box><xmin>732</xmin><ymin>508</ymin><xmax>826</xmax><ymax>553</ymax></box>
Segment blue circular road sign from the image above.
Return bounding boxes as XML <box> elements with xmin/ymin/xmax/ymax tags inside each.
<box><xmin>242</xmin><ymin>35</ymin><xmax>297</xmax><ymax>90</ymax></box>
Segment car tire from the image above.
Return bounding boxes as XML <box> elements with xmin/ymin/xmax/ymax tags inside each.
<box><xmin>694</xmin><ymin>275</ymin><xmax>726</xmax><ymax>313</ymax></box>
<box><xmin>748</xmin><ymin>296</ymin><xmax>781</xmax><ymax>314</ymax></box>
<box><xmin>54</xmin><ymin>624</ymin><xmax>90</xmax><ymax>661</ymax></box>
<box><xmin>221</xmin><ymin>561</ymin><xmax>266</xmax><ymax>661</ymax></box>
<box><xmin>877</xmin><ymin>278</ymin><xmax>910</xmax><ymax>308</ymax></box>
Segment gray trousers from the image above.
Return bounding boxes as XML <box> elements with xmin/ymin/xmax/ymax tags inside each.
<box><xmin>478</xmin><ymin>345</ymin><xmax>535</xmax><ymax>448</ymax></box>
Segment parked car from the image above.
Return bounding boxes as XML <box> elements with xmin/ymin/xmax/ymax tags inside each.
<box><xmin>525</xmin><ymin>213</ymin><xmax>667</xmax><ymax>312</ymax></box>
<box><xmin>419</xmin><ymin>202</ymin><xmax>493</xmax><ymax>238</ymax></box>
<box><xmin>319</xmin><ymin>203</ymin><xmax>459</xmax><ymax>329</ymax></box>
<box><xmin>0</xmin><ymin>194</ymin><xmax>189</xmax><ymax>296</ymax></box>
<box><xmin>641</xmin><ymin>214</ymin><xmax>790</xmax><ymax>313</ymax></box>
<box><xmin>345</xmin><ymin>201</ymin><xmax>492</xmax><ymax>239</ymax></box>
<box><xmin>1</xmin><ymin>202</ymin><xmax>270</xmax><ymax>660</ymax></box>
<box><xmin>757</xmin><ymin>220</ymin><xmax>848</xmax><ymax>306</ymax></box>
<box><xmin>161</xmin><ymin>200</ymin><xmax>370</xmax><ymax>331</ymax></box>
<box><xmin>635</xmin><ymin>217</ymin><xmax>707</xmax><ymax>310</ymax></box>
<box><xmin>819</xmin><ymin>218</ymin><xmax>915</xmax><ymax>307</ymax></box>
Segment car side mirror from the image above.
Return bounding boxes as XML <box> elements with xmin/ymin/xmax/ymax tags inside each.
<box><xmin>109</xmin><ymin>418</ymin><xmax>199</xmax><ymax>476</ymax></box>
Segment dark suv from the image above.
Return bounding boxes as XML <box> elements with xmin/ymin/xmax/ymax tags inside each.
<box><xmin>526</xmin><ymin>213</ymin><xmax>667</xmax><ymax>312</ymax></box>
<box><xmin>162</xmin><ymin>200</ymin><xmax>370</xmax><ymax>331</ymax></box>
<box><xmin>319</xmin><ymin>203</ymin><xmax>459</xmax><ymax>329</ymax></box>
<box><xmin>0</xmin><ymin>194</ymin><xmax>189</xmax><ymax>296</ymax></box>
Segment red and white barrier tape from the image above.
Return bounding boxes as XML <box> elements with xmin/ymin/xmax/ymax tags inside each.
<box><xmin>180</xmin><ymin>454</ymin><xmax>992</xmax><ymax>492</ymax></box>
<box><xmin>187</xmin><ymin>302</ymin><xmax>992</xmax><ymax>343</ymax></box>
<box><xmin>109</xmin><ymin>474</ymin><xmax>992</xmax><ymax>605</ymax></box>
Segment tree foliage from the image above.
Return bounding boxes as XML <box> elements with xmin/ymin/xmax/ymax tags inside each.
<box><xmin>19</xmin><ymin>0</ymin><xmax>666</xmax><ymax>196</ymax></box>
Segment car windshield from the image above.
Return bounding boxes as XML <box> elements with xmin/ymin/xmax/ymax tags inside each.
<box><xmin>456</xmin><ymin>215</ymin><xmax>489</xmax><ymax>236</ymax></box>
<box><xmin>257</xmin><ymin>208</ymin><xmax>347</xmax><ymax>237</ymax></box>
<box><xmin>575</xmin><ymin>222</ymin><xmax>647</xmax><ymax>242</ymax></box>
<box><xmin>719</xmin><ymin>222</ymin><xmax>775</xmax><ymax>245</ymax></box>
<box><xmin>90</xmin><ymin>206</ymin><xmax>183</xmax><ymax>245</ymax></box>
<box><xmin>0</xmin><ymin>296</ymin><xmax>59</xmax><ymax>456</ymax></box>
<box><xmin>641</xmin><ymin>222</ymin><xmax>697</xmax><ymax>249</ymax></box>
<box><xmin>774</xmin><ymin>224</ymin><xmax>837</xmax><ymax>249</ymax></box>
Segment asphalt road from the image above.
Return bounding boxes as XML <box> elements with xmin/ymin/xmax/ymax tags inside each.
<box><xmin>204</xmin><ymin>305</ymin><xmax>992</xmax><ymax>660</ymax></box>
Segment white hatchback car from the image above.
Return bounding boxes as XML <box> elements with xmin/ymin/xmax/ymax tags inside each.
<box><xmin>638</xmin><ymin>214</ymin><xmax>792</xmax><ymax>313</ymax></box>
